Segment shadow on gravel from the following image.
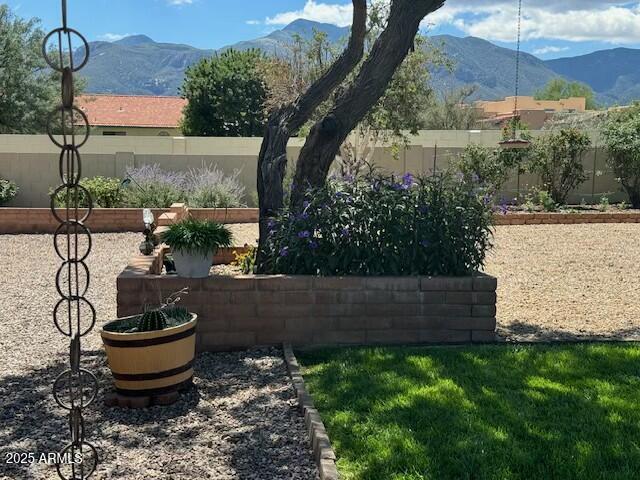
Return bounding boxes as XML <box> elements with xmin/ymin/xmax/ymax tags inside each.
<box><xmin>0</xmin><ymin>348</ymin><xmax>315</xmax><ymax>480</ymax></box>
<box><xmin>498</xmin><ymin>321</ymin><xmax>640</xmax><ymax>342</ymax></box>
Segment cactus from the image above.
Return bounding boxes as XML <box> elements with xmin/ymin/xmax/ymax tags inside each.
<box><xmin>137</xmin><ymin>309</ymin><xmax>168</xmax><ymax>332</ymax></box>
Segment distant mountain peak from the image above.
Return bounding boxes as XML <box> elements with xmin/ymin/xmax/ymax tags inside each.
<box><xmin>280</xmin><ymin>18</ymin><xmax>349</xmax><ymax>42</ymax></box>
<box><xmin>114</xmin><ymin>35</ymin><xmax>155</xmax><ymax>46</ymax></box>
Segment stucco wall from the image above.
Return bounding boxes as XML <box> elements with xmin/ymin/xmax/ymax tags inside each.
<box><xmin>0</xmin><ymin>131</ymin><xmax>623</xmax><ymax>208</ymax></box>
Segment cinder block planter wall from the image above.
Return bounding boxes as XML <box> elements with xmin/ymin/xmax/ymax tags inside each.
<box><xmin>117</xmin><ymin>254</ymin><xmax>497</xmax><ymax>351</ymax></box>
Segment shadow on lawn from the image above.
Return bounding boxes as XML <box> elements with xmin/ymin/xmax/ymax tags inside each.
<box><xmin>0</xmin><ymin>347</ymin><xmax>311</xmax><ymax>479</ymax></box>
<box><xmin>300</xmin><ymin>343</ymin><xmax>640</xmax><ymax>480</ymax></box>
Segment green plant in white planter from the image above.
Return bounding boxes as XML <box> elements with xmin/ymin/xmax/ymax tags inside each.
<box><xmin>164</xmin><ymin>218</ymin><xmax>232</xmax><ymax>278</ymax></box>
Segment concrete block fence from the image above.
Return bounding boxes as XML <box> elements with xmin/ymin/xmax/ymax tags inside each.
<box><xmin>117</xmin><ymin>252</ymin><xmax>498</xmax><ymax>351</ymax></box>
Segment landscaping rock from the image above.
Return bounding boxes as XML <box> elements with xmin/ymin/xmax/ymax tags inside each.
<box><xmin>0</xmin><ymin>233</ymin><xmax>318</xmax><ymax>479</ymax></box>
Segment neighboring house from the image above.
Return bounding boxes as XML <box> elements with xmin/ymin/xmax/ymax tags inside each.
<box><xmin>77</xmin><ymin>94</ymin><xmax>187</xmax><ymax>136</ymax></box>
<box><xmin>474</xmin><ymin>96</ymin><xmax>587</xmax><ymax>129</ymax></box>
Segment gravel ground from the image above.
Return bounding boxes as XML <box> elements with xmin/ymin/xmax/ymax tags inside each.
<box><xmin>485</xmin><ymin>224</ymin><xmax>640</xmax><ymax>342</ymax></box>
<box><xmin>0</xmin><ymin>233</ymin><xmax>318</xmax><ymax>480</ymax></box>
<box><xmin>227</xmin><ymin>224</ymin><xmax>259</xmax><ymax>248</ymax></box>
<box><xmin>2</xmin><ymin>224</ymin><xmax>638</xmax><ymax>477</ymax></box>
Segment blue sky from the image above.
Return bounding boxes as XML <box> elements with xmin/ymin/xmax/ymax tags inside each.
<box><xmin>4</xmin><ymin>0</ymin><xmax>640</xmax><ymax>58</ymax></box>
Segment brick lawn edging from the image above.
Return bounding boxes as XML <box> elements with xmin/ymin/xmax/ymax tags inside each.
<box><xmin>283</xmin><ymin>344</ymin><xmax>339</xmax><ymax>480</ymax></box>
<box><xmin>117</xmin><ymin>249</ymin><xmax>498</xmax><ymax>351</ymax></box>
<box><xmin>0</xmin><ymin>205</ymin><xmax>259</xmax><ymax>234</ymax></box>
<box><xmin>493</xmin><ymin>211</ymin><xmax>640</xmax><ymax>225</ymax></box>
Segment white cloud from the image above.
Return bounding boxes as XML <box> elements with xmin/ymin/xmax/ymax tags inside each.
<box><xmin>533</xmin><ymin>46</ymin><xmax>570</xmax><ymax>55</ymax></box>
<box><xmin>167</xmin><ymin>0</ymin><xmax>193</xmax><ymax>5</ymax></box>
<box><xmin>246</xmin><ymin>20</ymin><xmax>261</xmax><ymax>25</ymax></box>
<box><xmin>428</xmin><ymin>1</ymin><xmax>640</xmax><ymax>44</ymax></box>
<box><xmin>265</xmin><ymin>0</ymin><xmax>353</xmax><ymax>27</ymax></box>
<box><xmin>98</xmin><ymin>33</ymin><xmax>133</xmax><ymax>42</ymax></box>
<box><xmin>265</xmin><ymin>1</ymin><xmax>640</xmax><ymax>44</ymax></box>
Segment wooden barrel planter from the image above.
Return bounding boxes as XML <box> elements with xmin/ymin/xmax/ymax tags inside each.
<box><xmin>101</xmin><ymin>314</ymin><xmax>198</xmax><ymax>404</ymax></box>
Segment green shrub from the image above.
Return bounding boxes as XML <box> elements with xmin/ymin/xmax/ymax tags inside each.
<box><xmin>0</xmin><ymin>178</ymin><xmax>18</xmax><ymax>205</ymax></box>
<box><xmin>51</xmin><ymin>176</ymin><xmax>124</xmax><ymax>208</ymax></box>
<box><xmin>524</xmin><ymin>188</ymin><xmax>557</xmax><ymax>212</ymax></box>
<box><xmin>601</xmin><ymin>103</ymin><xmax>640</xmax><ymax>208</ymax></box>
<box><xmin>232</xmin><ymin>245</ymin><xmax>257</xmax><ymax>274</ymax></box>
<box><xmin>453</xmin><ymin>144</ymin><xmax>523</xmax><ymax>196</ymax></box>
<box><xmin>262</xmin><ymin>172</ymin><xmax>494</xmax><ymax>277</ymax></box>
<box><xmin>529</xmin><ymin>129</ymin><xmax>591</xmax><ymax>205</ymax></box>
<box><xmin>163</xmin><ymin>218</ymin><xmax>233</xmax><ymax>257</ymax></box>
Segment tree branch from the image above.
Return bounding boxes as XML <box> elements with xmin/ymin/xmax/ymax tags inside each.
<box><xmin>291</xmin><ymin>0</ymin><xmax>445</xmax><ymax>207</ymax></box>
<box><xmin>284</xmin><ymin>0</ymin><xmax>367</xmax><ymax>132</ymax></box>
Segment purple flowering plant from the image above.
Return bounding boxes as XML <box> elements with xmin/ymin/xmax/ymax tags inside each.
<box><xmin>263</xmin><ymin>170</ymin><xmax>494</xmax><ymax>276</ymax></box>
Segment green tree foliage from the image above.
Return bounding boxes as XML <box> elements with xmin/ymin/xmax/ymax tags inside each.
<box><xmin>453</xmin><ymin>145</ymin><xmax>512</xmax><ymax>196</ymax></box>
<box><xmin>262</xmin><ymin>1</ymin><xmax>446</xmax><ymax>176</ymax></box>
<box><xmin>601</xmin><ymin>103</ymin><xmax>640</xmax><ymax>208</ymax></box>
<box><xmin>529</xmin><ymin>128</ymin><xmax>591</xmax><ymax>205</ymax></box>
<box><xmin>535</xmin><ymin>78</ymin><xmax>598</xmax><ymax>110</ymax></box>
<box><xmin>180</xmin><ymin>49</ymin><xmax>267</xmax><ymax>137</ymax></box>
<box><xmin>0</xmin><ymin>5</ymin><xmax>58</xmax><ymax>134</ymax></box>
<box><xmin>422</xmin><ymin>87</ymin><xmax>480</xmax><ymax>130</ymax></box>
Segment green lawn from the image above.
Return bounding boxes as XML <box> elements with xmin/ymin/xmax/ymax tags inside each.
<box><xmin>297</xmin><ymin>344</ymin><xmax>640</xmax><ymax>480</ymax></box>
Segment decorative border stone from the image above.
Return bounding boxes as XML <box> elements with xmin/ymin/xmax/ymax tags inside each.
<box><xmin>283</xmin><ymin>344</ymin><xmax>340</xmax><ymax>480</ymax></box>
<box><xmin>494</xmin><ymin>211</ymin><xmax>640</xmax><ymax>225</ymax></box>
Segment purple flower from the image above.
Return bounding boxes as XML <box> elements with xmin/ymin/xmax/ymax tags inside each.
<box><xmin>297</xmin><ymin>212</ymin><xmax>309</xmax><ymax>220</ymax></box>
<box><xmin>402</xmin><ymin>173</ymin><xmax>415</xmax><ymax>188</ymax></box>
<box><xmin>267</xmin><ymin>219</ymin><xmax>276</xmax><ymax>229</ymax></box>
<box><xmin>279</xmin><ymin>246</ymin><xmax>289</xmax><ymax>257</ymax></box>
<box><xmin>340</xmin><ymin>227</ymin><xmax>350</xmax><ymax>238</ymax></box>
<box><xmin>482</xmin><ymin>194</ymin><xmax>492</xmax><ymax>206</ymax></box>
<box><xmin>418</xmin><ymin>205</ymin><xmax>429</xmax><ymax>215</ymax></box>
<box><xmin>298</xmin><ymin>230</ymin><xmax>311</xmax><ymax>239</ymax></box>
<box><xmin>303</xmin><ymin>201</ymin><xmax>310</xmax><ymax>209</ymax></box>
<box><xmin>420</xmin><ymin>239</ymin><xmax>430</xmax><ymax>248</ymax></box>
<box><xmin>308</xmin><ymin>240</ymin><xmax>319</xmax><ymax>250</ymax></box>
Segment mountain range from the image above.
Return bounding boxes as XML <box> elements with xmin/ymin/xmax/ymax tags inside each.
<box><xmin>79</xmin><ymin>19</ymin><xmax>640</xmax><ymax>106</ymax></box>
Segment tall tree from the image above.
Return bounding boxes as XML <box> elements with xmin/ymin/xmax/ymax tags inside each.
<box><xmin>181</xmin><ymin>49</ymin><xmax>267</xmax><ymax>137</ymax></box>
<box><xmin>256</xmin><ymin>0</ymin><xmax>445</xmax><ymax>265</ymax></box>
<box><xmin>535</xmin><ymin>78</ymin><xmax>598</xmax><ymax>110</ymax></box>
<box><xmin>0</xmin><ymin>5</ymin><xmax>58</xmax><ymax>134</ymax></box>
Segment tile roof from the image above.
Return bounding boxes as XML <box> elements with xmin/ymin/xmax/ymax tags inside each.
<box><xmin>77</xmin><ymin>94</ymin><xmax>187</xmax><ymax>128</ymax></box>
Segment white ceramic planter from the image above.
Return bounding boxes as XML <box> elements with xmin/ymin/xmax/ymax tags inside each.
<box><xmin>172</xmin><ymin>250</ymin><xmax>212</xmax><ymax>278</ymax></box>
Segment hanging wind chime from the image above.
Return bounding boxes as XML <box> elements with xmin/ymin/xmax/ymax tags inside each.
<box><xmin>499</xmin><ymin>0</ymin><xmax>531</xmax><ymax>150</ymax></box>
<box><xmin>42</xmin><ymin>0</ymin><xmax>99</xmax><ymax>478</ymax></box>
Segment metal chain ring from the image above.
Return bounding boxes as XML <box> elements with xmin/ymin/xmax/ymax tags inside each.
<box><xmin>43</xmin><ymin>1</ymin><xmax>98</xmax><ymax>477</ymax></box>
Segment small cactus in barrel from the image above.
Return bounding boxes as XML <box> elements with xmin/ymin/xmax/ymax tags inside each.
<box><xmin>137</xmin><ymin>309</ymin><xmax>168</xmax><ymax>332</ymax></box>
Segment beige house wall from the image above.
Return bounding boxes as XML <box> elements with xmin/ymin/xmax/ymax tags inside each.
<box><xmin>0</xmin><ymin>131</ymin><xmax>623</xmax><ymax>208</ymax></box>
<box><xmin>476</xmin><ymin>96</ymin><xmax>587</xmax><ymax>116</ymax></box>
<box><xmin>91</xmin><ymin>126</ymin><xmax>182</xmax><ymax>137</ymax></box>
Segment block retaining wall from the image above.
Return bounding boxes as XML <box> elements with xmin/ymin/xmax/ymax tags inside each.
<box><xmin>117</xmin><ymin>253</ymin><xmax>498</xmax><ymax>352</ymax></box>
<box><xmin>0</xmin><ymin>207</ymin><xmax>259</xmax><ymax>233</ymax></box>
<box><xmin>494</xmin><ymin>211</ymin><xmax>640</xmax><ymax>225</ymax></box>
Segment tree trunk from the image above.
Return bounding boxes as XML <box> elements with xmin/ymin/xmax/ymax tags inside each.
<box><xmin>291</xmin><ymin>0</ymin><xmax>445</xmax><ymax>209</ymax></box>
<box><xmin>255</xmin><ymin>0</ymin><xmax>367</xmax><ymax>271</ymax></box>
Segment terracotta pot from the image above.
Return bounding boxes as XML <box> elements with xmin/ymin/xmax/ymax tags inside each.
<box><xmin>100</xmin><ymin>314</ymin><xmax>197</xmax><ymax>397</ymax></box>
